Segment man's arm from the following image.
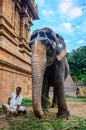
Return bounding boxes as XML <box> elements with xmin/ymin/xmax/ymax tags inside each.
<box><xmin>15</xmin><ymin>96</ymin><xmax>23</xmax><ymax>114</ymax></box>
<box><xmin>15</xmin><ymin>105</ymin><xmax>20</xmax><ymax>114</ymax></box>
<box><xmin>8</xmin><ymin>97</ymin><xmax>11</xmax><ymax>105</ymax></box>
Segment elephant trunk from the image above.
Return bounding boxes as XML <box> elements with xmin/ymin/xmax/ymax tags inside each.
<box><xmin>31</xmin><ymin>42</ymin><xmax>46</xmax><ymax>118</ymax></box>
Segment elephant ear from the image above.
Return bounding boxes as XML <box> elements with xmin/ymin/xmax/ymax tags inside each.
<box><xmin>47</xmin><ymin>31</ymin><xmax>67</xmax><ymax>61</ymax></box>
<box><xmin>55</xmin><ymin>34</ymin><xmax>67</xmax><ymax>61</ymax></box>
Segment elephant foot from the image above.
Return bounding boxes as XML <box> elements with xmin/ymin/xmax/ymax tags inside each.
<box><xmin>57</xmin><ymin>110</ymin><xmax>70</xmax><ymax>120</ymax></box>
<box><xmin>34</xmin><ymin>110</ymin><xmax>43</xmax><ymax>119</ymax></box>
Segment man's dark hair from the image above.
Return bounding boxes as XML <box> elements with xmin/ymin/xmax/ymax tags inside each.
<box><xmin>16</xmin><ymin>87</ymin><xmax>22</xmax><ymax>91</ymax></box>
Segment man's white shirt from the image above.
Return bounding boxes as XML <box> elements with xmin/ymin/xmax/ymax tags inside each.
<box><xmin>10</xmin><ymin>92</ymin><xmax>23</xmax><ymax>107</ymax></box>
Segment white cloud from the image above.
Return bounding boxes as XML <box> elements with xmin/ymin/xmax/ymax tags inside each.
<box><xmin>77</xmin><ymin>40</ymin><xmax>84</xmax><ymax>44</ymax></box>
<box><xmin>51</xmin><ymin>22</ymin><xmax>74</xmax><ymax>34</ymax></box>
<box><xmin>58</xmin><ymin>1</ymin><xmax>82</xmax><ymax>20</ymax></box>
<box><xmin>63</xmin><ymin>22</ymin><xmax>74</xmax><ymax>33</ymax></box>
<box><xmin>59</xmin><ymin>1</ymin><xmax>71</xmax><ymax>14</ymax></box>
<box><xmin>65</xmin><ymin>40</ymin><xmax>69</xmax><ymax>43</ymax></box>
<box><xmin>69</xmin><ymin>7</ymin><xmax>82</xmax><ymax>19</ymax></box>
<box><xmin>42</xmin><ymin>9</ymin><xmax>54</xmax><ymax>17</ymax></box>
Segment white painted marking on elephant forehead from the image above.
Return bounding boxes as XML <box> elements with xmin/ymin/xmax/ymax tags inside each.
<box><xmin>34</xmin><ymin>39</ymin><xmax>37</xmax><ymax>56</ymax></box>
<box><xmin>58</xmin><ymin>43</ymin><xmax>63</xmax><ymax>48</ymax></box>
<box><xmin>34</xmin><ymin>33</ymin><xmax>39</xmax><ymax>55</ymax></box>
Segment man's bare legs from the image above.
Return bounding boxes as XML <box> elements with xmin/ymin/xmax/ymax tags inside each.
<box><xmin>2</xmin><ymin>105</ymin><xmax>9</xmax><ymax>119</ymax></box>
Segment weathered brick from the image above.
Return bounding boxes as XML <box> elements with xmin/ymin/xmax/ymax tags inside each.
<box><xmin>0</xmin><ymin>0</ymin><xmax>38</xmax><ymax>105</ymax></box>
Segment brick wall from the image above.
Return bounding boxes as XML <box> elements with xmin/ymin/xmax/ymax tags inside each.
<box><xmin>0</xmin><ymin>64</ymin><xmax>32</xmax><ymax>105</ymax></box>
<box><xmin>0</xmin><ymin>0</ymin><xmax>37</xmax><ymax>105</ymax></box>
<box><xmin>79</xmin><ymin>87</ymin><xmax>86</xmax><ymax>97</ymax></box>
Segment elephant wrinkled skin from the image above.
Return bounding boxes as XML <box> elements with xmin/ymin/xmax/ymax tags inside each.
<box><xmin>30</xmin><ymin>27</ymin><xmax>70</xmax><ymax>119</ymax></box>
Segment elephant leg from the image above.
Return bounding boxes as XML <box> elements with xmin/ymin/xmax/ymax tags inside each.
<box><xmin>51</xmin><ymin>87</ymin><xmax>58</xmax><ymax>108</ymax></box>
<box><xmin>55</xmin><ymin>81</ymin><xmax>70</xmax><ymax>119</ymax></box>
<box><xmin>54</xmin><ymin>60</ymin><xmax>70</xmax><ymax>119</ymax></box>
<box><xmin>41</xmin><ymin>76</ymin><xmax>50</xmax><ymax>108</ymax></box>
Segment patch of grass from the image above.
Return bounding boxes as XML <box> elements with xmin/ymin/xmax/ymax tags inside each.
<box><xmin>22</xmin><ymin>98</ymin><xmax>32</xmax><ymax>107</ymax></box>
<box><xmin>8</xmin><ymin>112</ymin><xmax>86</xmax><ymax>130</ymax></box>
<box><xmin>66</xmin><ymin>96</ymin><xmax>86</xmax><ymax>102</ymax></box>
<box><xmin>0</xmin><ymin>107</ymin><xmax>3</xmax><ymax>115</ymax></box>
<box><xmin>22</xmin><ymin>97</ymin><xmax>86</xmax><ymax>108</ymax></box>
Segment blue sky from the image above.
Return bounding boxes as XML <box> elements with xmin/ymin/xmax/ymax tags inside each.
<box><xmin>31</xmin><ymin>0</ymin><xmax>86</xmax><ymax>52</ymax></box>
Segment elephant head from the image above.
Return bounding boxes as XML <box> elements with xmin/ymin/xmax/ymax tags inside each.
<box><xmin>30</xmin><ymin>27</ymin><xmax>68</xmax><ymax>118</ymax></box>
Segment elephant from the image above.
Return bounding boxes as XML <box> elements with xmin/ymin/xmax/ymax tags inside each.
<box><xmin>29</xmin><ymin>27</ymin><xmax>70</xmax><ymax>119</ymax></box>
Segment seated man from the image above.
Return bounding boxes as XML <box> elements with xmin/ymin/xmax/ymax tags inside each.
<box><xmin>2</xmin><ymin>87</ymin><xmax>27</xmax><ymax>117</ymax></box>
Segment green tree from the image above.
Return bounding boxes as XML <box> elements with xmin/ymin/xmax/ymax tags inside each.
<box><xmin>66</xmin><ymin>46</ymin><xmax>86</xmax><ymax>80</ymax></box>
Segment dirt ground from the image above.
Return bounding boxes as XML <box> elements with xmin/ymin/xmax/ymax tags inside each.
<box><xmin>26</xmin><ymin>101</ymin><xmax>86</xmax><ymax>117</ymax></box>
<box><xmin>49</xmin><ymin>101</ymin><xmax>86</xmax><ymax>117</ymax></box>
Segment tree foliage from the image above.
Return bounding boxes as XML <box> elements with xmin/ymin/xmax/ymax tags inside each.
<box><xmin>66</xmin><ymin>46</ymin><xmax>86</xmax><ymax>82</ymax></box>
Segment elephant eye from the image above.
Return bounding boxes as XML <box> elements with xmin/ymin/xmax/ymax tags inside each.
<box><xmin>47</xmin><ymin>48</ymin><xmax>54</xmax><ymax>56</ymax></box>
